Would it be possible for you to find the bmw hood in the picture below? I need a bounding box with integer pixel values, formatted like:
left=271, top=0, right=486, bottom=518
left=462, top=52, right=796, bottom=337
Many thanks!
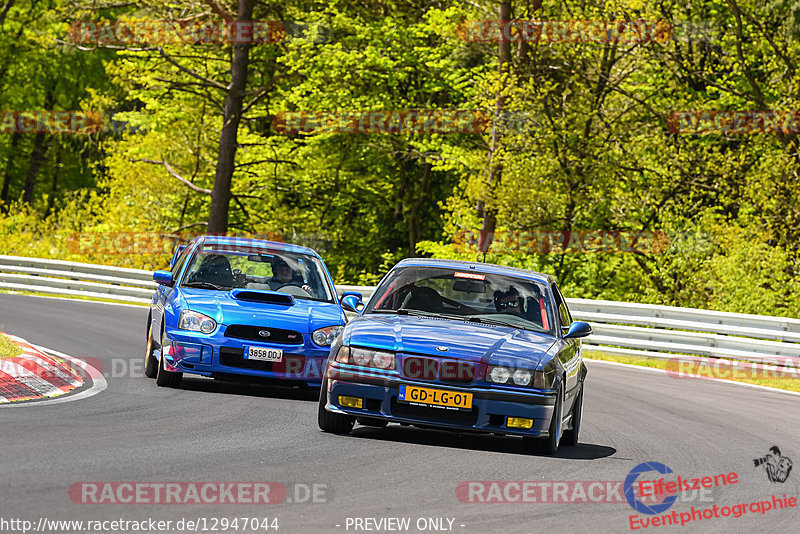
left=344, top=314, right=556, bottom=368
left=178, top=289, right=345, bottom=332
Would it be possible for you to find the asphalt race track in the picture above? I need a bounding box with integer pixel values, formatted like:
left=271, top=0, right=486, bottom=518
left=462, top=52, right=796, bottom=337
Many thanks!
left=2, top=293, right=799, bottom=533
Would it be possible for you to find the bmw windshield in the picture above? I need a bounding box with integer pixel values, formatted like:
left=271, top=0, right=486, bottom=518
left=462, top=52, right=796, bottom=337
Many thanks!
left=364, top=266, right=556, bottom=335
left=180, top=244, right=335, bottom=302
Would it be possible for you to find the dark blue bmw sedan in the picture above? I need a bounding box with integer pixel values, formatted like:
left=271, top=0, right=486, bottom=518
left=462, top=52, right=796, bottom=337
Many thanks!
left=319, top=259, right=591, bottom=454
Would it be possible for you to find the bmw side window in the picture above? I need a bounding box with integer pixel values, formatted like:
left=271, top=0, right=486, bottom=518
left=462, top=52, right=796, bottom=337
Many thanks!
left=552, top=284, right=572, bottom=331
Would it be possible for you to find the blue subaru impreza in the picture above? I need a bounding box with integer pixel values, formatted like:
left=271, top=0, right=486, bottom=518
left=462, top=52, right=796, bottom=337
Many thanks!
left=144, top=236, right=357, bottom=389
left=318, top=258, right=591, bottom=454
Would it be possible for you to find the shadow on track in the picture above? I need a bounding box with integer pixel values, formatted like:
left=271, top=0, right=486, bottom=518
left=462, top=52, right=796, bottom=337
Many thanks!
left=173, top=378, right=616, bottom=459
left=177, top=376, right=321, bottom=402
left=348, top=425, right=616, bottom=459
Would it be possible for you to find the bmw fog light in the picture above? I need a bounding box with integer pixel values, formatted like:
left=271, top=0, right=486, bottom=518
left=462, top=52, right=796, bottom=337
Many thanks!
left=507, top=417, right=534, bottom=429
left=338, top=396, right=363, bottom=408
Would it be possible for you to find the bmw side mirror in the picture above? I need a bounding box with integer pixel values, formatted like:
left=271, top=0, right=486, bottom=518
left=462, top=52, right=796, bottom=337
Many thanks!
left=153, top=270, right=174, bottom=287
left=341, top=292, right=362, bottom=313
left=563, top=321, right=592, bottom=339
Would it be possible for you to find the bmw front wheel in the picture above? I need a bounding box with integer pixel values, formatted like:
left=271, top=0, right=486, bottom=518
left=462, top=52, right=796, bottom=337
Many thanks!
left=318, top=379, right=355, bottom=434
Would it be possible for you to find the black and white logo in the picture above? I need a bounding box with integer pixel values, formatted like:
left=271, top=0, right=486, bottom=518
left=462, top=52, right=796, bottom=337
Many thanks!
left=753, top=446, right=793, bottom=483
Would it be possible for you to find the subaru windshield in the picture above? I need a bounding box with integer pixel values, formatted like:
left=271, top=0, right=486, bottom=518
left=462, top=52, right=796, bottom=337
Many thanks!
left=181, top=244, right=335, bottom=302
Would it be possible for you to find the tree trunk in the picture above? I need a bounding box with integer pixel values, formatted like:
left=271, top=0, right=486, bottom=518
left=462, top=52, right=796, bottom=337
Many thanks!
left=44, top=147, right=62, bottom=217
left=478, top=0, right=512, bottom=252
left=21, top=85, right=54, bottom=204
left=21, top=131, right=50, bottom=204
left=207, top=0, right=254, bottom=234
left=0, top=131, right=20, bottom=209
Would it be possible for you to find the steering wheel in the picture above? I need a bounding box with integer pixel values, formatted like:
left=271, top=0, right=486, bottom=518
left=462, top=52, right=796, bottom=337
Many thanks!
left=276, top=284, right=312, bottom=297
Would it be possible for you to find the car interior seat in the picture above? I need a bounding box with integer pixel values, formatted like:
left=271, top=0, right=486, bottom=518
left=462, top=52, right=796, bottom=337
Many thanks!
left=402, top=286, right=444, bottom=313
left=524, top=296, right=543, bottom=326
left=193, top=254, right=235, bottom=287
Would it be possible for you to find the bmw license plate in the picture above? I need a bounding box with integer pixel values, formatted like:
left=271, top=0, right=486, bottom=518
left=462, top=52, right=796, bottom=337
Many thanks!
left=245, top=346, right=283, bottom=362
left=398, top=385, right=472, bottom=410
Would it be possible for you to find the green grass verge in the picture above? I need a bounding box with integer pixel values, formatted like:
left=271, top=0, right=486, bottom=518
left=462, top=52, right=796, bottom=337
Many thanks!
left=0, top=333, right=22, bottom=358
left=586, top=350, right=800, bottom=394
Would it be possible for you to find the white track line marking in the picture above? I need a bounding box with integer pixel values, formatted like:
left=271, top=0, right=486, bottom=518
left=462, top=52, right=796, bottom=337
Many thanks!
left=0, top=345, right=107, bottom=407
left=585, top=358, right=800, bottom=397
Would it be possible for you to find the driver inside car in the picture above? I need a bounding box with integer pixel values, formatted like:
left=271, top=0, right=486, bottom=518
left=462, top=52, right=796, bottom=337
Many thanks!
left=269, top=256, right=312, bottom=293
left=494, top=286, right=525, bottom=316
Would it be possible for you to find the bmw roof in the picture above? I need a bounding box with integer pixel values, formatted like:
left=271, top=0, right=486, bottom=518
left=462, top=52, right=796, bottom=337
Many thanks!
left=392, top=257, right=553, bottom=284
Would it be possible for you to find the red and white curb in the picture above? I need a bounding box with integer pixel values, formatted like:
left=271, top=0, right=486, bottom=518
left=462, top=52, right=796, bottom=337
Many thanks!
left=0, top=332, right=84, bottom=403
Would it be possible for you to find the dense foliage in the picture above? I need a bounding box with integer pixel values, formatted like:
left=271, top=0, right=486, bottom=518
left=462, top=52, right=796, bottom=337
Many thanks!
left=0, top=0, right=798, bottom=317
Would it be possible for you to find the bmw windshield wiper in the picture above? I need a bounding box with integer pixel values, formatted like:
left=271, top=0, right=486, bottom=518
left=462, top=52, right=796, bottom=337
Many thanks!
left=397, top=309, right=481, bottom=322
left=471, top=316, right=517, bottom=328
left=371, top=309, right=481, bottom=323
left=182, top=281, right=230, bottom=291
left=370, top=308, right=439, bottom=316
left=472, top=315, right=545, bottom=332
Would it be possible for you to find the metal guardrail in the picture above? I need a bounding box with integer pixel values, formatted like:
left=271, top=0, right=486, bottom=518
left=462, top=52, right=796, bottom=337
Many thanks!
left=0, top=255, right=155, bottom=304
left=2, top=255, right=799, bottom=367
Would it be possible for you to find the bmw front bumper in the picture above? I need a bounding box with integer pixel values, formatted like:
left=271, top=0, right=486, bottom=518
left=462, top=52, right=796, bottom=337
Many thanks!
left=324, top=366, right=558, bottom=437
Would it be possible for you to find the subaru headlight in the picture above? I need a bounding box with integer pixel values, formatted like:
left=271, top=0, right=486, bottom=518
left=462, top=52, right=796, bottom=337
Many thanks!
left=178, top=310, right=216, bottom=334
left=312, top=326, right=343, bottom=347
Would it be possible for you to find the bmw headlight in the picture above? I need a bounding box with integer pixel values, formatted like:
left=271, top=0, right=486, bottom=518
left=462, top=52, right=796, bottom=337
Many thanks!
left=312, top=326, right=343, bottom=347
left=487, top=365, right=537, bottom=387
left=371, top=351, right=394, bottom=369
left=513, top=368, right=532, bottom=386
left=178, top=310, right=217, bottom=334
left=351, top=347, right=374, bottom=366
left=334, top=346, right=395, bottom=370
left=488, top=366, right=511, bottom=384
